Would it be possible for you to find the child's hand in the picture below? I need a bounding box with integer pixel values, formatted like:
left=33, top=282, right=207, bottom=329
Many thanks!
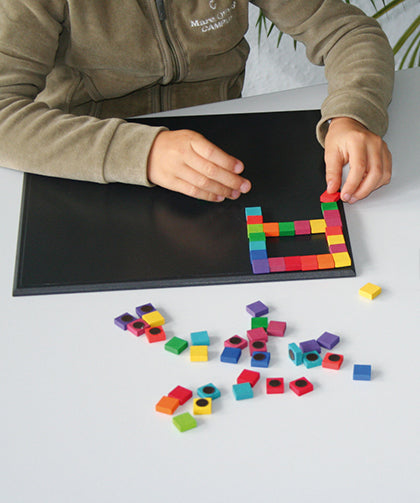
left=324, top=117, right=392, bottom=203
left=147, top=130, right=251, bottom=202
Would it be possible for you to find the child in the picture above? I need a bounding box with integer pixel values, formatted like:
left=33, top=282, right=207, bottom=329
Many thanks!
left=0, top=1, right=394, bottom=203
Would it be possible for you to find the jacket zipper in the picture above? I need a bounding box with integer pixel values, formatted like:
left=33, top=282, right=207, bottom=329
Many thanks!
left=155, top=0, right=181, bottom=82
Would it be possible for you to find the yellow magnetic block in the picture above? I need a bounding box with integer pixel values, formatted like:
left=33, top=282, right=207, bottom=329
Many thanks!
left=190, top=345, right=208, bottom=362
left=332, top=252, right=352, bottom=268
left=193, top=397, right=212, bottom=415
left=247, top=223, right=264, bottom=236
left=327, top=234, right=345, bottom=245
left=359, top=283, right=382, bottom=300
left=142, top=310, right=165, bottom=327
left=310, top=219, right=326, bottom=234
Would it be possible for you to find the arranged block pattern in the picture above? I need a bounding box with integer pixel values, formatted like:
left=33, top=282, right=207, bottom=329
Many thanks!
left=359, top=283, right=382, bottom=300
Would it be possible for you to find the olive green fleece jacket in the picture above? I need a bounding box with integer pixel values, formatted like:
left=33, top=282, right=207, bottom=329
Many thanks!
left=0, top=0, right=394, bottom=186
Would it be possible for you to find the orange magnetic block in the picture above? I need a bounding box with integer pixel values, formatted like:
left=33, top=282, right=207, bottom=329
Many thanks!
left=320, top=190, right=340, bottom=202
left=310, top=219, right=326, bottom=234
left=327, top=234, right=345, bottom=246
left=332, top=252, right=352, bottom=268
left=300, top=255, right=319, bottom=271
left=263, top=222, right=280, bottom=237
left=247, top=215, right=263, bottom=225
left=317, top=254, right=335, bottom=269
left=325, top=226, right=343, bottom=236
left=155, top=395, right=180, bottom=415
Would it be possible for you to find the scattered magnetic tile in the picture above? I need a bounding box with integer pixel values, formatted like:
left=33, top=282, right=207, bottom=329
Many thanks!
left=247, top=327, right=268, bottom=342
left=359, top=283, right=382, bottom=300
left=246, top=300, right=269, bottom=317
left=190, top=330, right=210, bottom=346
left=165, top=336, right=188, bottom=355
left=220, top=346, right=242, bottom=364
left=267, top=320, right=286, bottom=337
left=237, top=369, right=260, bottom=387
left=317, top=331, right=340, bottom=350
left=135, top=303, right=156, bottom=317
left=172, top=412, right=197, bottom=432
left=232, top=382, right=254, bottom=400
left=288, top=343, right=303, bottom=366
left=251, top=351, right=271, bottom=368
left=197, top=383, right=221, bottom=400
left=145, top=326, right=166, bottom=343
left=224, top=335, right=248, bottom=349
left=249, top=340, right=267, bottom=355
left=114, top=313, right=136, bottom=330
left=353, top=364, right=372, bottom=381
left=266, top=378, right=285, bottom=394
left=251, top=317, right=268, bottom=329
left=190, top=345, right=208, bottom=362
left=193, top=398, right=212, bottom=415
left=322, top=353, right=344, bottom=370
left=299, top=339, right=321, bottom=354
left=289, top=377, right=314, bottom=396
left=127, top=318, right=149, bottom=337
left=142, top=310, right=165, bottom=328
left=168, top=386, right=193, bottom=405
left=303, top=351, right=322, bottom=368
left=155, top=395, right=180, bottom=415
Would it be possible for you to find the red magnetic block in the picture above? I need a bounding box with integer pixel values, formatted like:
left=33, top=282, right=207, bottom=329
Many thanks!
left=266, top=378, right=284, bottom=394
left=294, top=220, right=311, bottom=235
left=267, top=320, right=286, bottom=337
left=290, top=377, right=314, bottom=396
left=322, top=353, right=344, bottom=370
left=168, top=385, right=193, bottom=405
left=247, top=215, right=263, bottom=225
left=127, top=318, right=149, bottom=336
left=224, top=335, right=248, bottom=349
left=300, top=255, right=319, bottom=271
left=320, top=190, right=340, bottom=202
left=237, top=369, right=260, bottom=387
left=323, top=209, right=342, bottom=227
left=249, top=340, right=267, bottom=355
left=325, top=226, right=343, bottom=236
left=284, top=256, right=302, bottom=271
left=145, top=326, right=166, bottom=343
left=247, top=327, right=268, bottom=342
left=268, top=257, right=286, bottom=272
left=329, top=243, right=348, bottom=253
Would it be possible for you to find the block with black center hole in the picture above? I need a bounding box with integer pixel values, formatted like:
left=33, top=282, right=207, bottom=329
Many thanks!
left=317, top=331, right=340, bottom=350
left=322, top=353, right=344, bottom=370
left=135, top=303, right=156, bottom=317
left=266, top=378, right=285, bottom=394
left=172, top=412, right=197, bottom=432
left=127, top=318, right=149, bottom=337
left=288, top=343, right=303, bottom=366
left=190, top=345, right=208, bottom=362
left=190, top=330, right=210, bottom=346
left=246, top=300, right=269, bottom=317
left=155, top=395, right=180, bottom=415
left=164, top=336, right=188, bottom=355
left=289, top=377, right=314, bottom=396
left=145, top=326, right=166, bottom=343
left=224, top=335, right=248, bottom=350
left=249, top=340, right=267, bottom=355
left=193, top=397, right=212, bottom=415
left=142, top=310, right=165, bottom=328
left=251, top=317, right=268, bottom=330
left=267, top=320, right=286, bottom=337
left=299, top=339, right=321, bottom=354
left=168, top=386, right=193, bottom=405
left=353, top=364, right=372, bottom=381
left=232, top=382, right=254, bottom=400
left=251, top=351, right=270, bottom=368
left=220, top=346, right=242, bottom=364
left=237, top=369, right=260, bottom=387
left=197, top=383, right=221, bottom=400
left=114, top=313, right=137, bottom=330
left=247, top=327, right=268, bottom=342
left=303, top=351, right=322, bottom=368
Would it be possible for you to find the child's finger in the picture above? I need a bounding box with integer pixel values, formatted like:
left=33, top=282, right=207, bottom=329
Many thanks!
left=324, top=147, right=345, bottom=193
left=340, top=144, right=368, bottom=202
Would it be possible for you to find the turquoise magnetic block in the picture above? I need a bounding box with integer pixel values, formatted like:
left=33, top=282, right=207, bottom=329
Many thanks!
left=249, top=240, right=267, bottom=251
left=303, top=351, right=322, bottom=368
left=197, top=383, right=221, bottom=400
left=232, top=382, right=254, bottom=400
left=288, top=343, right=303, bottom=365
left=191, top=330, right=210, bottom=346
left=245, top=207, right=262, bottom=217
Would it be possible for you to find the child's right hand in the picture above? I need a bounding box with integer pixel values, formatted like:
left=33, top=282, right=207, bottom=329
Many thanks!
left=147, top=130, right=251, bottom=202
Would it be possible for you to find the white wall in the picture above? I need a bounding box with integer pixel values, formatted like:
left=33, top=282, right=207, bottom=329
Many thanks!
left=243, top=0, right=420, bottom=96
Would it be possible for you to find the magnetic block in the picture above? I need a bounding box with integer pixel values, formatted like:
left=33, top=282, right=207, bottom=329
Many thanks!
left=193, top=397, right=212, bottom=415
left=145, top=326, right=166, bottom=343
left=172, top=412, right=197, bottom=432
left=190, top=330, right=210, bottom=346
left=197, top=383, right=221, bottom=400
left=323, top=209, right=342, bottom=227
left=299, top=339, right=321, bottom=354
left=268, top=257, right=286, bottom=272
left=245, top=206, right=262, bottom=217
left=237, top=369, right=260, bottom=387
left=142, top=310, right=165, bottom=328
left=294, top=220, right=311, bottom=235
left=325, top=225, right=343, bottom=236
left=284, top=256, right=302, bottom=271
left=332, top=252, right=351, bottom=268
left=168, top=385, right=193, bottom=405
left=303, top=351, right=322, bottom=368
left=263, top=222, right=280, bottom=237
left=317, top=331, right=340, bottom=350
left=320, top=190, right=340, bottom=202
left=289, top=377, right=314, bottom=396
left=322, top=353, right=344, bottom=370
left=232, top=382, right=254, bottom=400
left=247, top=327, right=268, bottom=342
left=266, top=378, right=284, bottom=394
left=135, top=303, right=156, bottom=317
left=252, top=259, right=270, bottom=274
left=251, top=351, right=271, bottom=368
left=247, top=215, right=263, bottom=225
left=359, top=283, right=382, bottom=300
left=246, top=301, right=269, bottom=317
left=247, top=223, right=264, bottom=236
left=248, top=232, right=266, bottom=242
left=249, top=240, right=267, bottom=252
left=353, top=364, right=372, bottom=381
left=250, top=249, right=268, bottom=261
left=249, top=340, right=267, bottom=355
left=316, top=254, right=335, bottom=269
left=190, top=345, right=208, bottom=362
left=310, top=219, right=326, bottom=234
left=251, top=317, right=268, bottom=329
left=279, top=222, right=295, bottom=236
left=288, top=343, right=303, bottom=366
left=155, top=395, right=180, bottom=415
left=220, top=346, right=242, bottom=364
left=321, top=202, right=339, bottom=212
left=300, top=255, right=319, bottom=271
left=165, top=336, right=188, bottom=355
left=224, top=335, right=248, bottom=349
left=267, top=320, right=286, bottom=337
left=127, top=318, right=149, bottom=336
left=327, top=234, right=345, bottom=246
left=329, top=243, right=348, bottom=253
left=114, top=313, right=136, bottom=330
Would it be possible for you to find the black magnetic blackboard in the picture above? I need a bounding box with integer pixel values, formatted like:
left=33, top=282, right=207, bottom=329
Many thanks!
left=13, top=110, right=355, bottom=296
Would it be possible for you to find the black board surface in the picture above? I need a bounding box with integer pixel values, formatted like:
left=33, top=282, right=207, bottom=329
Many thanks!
left=13, top=110, right=355, bottom=296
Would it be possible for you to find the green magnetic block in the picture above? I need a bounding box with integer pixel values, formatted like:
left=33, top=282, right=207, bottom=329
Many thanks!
left=278, top=222, right=295, bottom=236
left=251, top=317, right=268, bottom=329
left=165, top=336, right=188, bottom=355
left=172, top=412, right=197, bottom=432
left=321, top=202, right=338, bottom=212
left=248, top=232, right=266, bottom=242
left=247, top=224, right=264, bottom=236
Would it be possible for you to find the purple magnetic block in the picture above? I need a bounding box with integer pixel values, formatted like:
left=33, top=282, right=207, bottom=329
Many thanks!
left=323, top=210, right=342, bottom=227
left=294, top=220, right=311, bottom=235
left=267, top=320, right=287, bottom=337
left=299, top=339, right=321, bottom=354
left=252, top=259, right=270, bottom=274
left=329, top=243, right=348, bottom=253
left=246, top=301, right=269, bottom=317
left=135, top=303, right=156, bottom=317
left=247, top=327, right=268, bottom=342
left=250, top=249, right=268, bottom=261
left=114, top=312, right=136, bottom=330
left=268, top=257, right=286, bottom=272
left=317, top=331, right=340, bottom=350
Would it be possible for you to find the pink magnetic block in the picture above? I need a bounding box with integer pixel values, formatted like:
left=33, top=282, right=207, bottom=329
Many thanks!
left=127, top=318, right=149, bottom=336
left=249, top=340, right=267, bottom=355
left=168, top=385, right=193, bottom=405
left=329, top=243, right=348, bottom=253
left=284, top=256, right=302, bottom=271
left=247, top=327, right=268, bottom=342
left=267, top=320, right=286, bottom=337
left=268, top=257, right=286, bottom=272
left=224, top=335, right=248, bottom=349
left=237, top=369, right=260, bottom=387
left=294, top=220, right=311, bottom=235
left=323, top=210, right=342, bottom=227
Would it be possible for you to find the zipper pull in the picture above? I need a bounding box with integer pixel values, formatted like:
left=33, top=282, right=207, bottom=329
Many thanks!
left=155, top=0, right=166, bottom=22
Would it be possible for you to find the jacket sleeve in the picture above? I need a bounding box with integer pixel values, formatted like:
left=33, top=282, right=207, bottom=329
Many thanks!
left=253, top=0, right=395, bottom=145
left=0, top=0, right=163, bottom=185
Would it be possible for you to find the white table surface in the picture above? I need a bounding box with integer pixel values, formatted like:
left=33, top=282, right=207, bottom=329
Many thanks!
left=0, top=69, right=419, bottom=503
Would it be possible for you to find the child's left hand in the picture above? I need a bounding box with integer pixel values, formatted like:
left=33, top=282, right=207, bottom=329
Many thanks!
left=324, top=117, right=392, bottom=203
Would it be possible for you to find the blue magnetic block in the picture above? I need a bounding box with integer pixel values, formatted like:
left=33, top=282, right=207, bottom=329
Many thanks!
left=252, top=259, right=270, bottom=274
left=220, top=346, right=242, bottom=364
left=197, top=383, right=221, bottom=400
left=251, top=351, right=270, bottom=368
left=299, top=339, right=321, bottom=354
left=114, top=312, right=136, bottom=330
left=190, top=330, right=210, bottom=346
left=232, top=382, right=254, bottom=400
left=303, top=351, right=322, bottom=368
left=353, top=364, right=372, bottom=381
left=245, top=207, right=262, bottom=217
left=249, top=240, right=267, bottom=251
left=317, top=331, right=340, bottom=350
left=250, top=249, right=268, bottom=261
left=135, top=303, right=156, bottom=317
left=288, top=343, right=303, bottom=365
